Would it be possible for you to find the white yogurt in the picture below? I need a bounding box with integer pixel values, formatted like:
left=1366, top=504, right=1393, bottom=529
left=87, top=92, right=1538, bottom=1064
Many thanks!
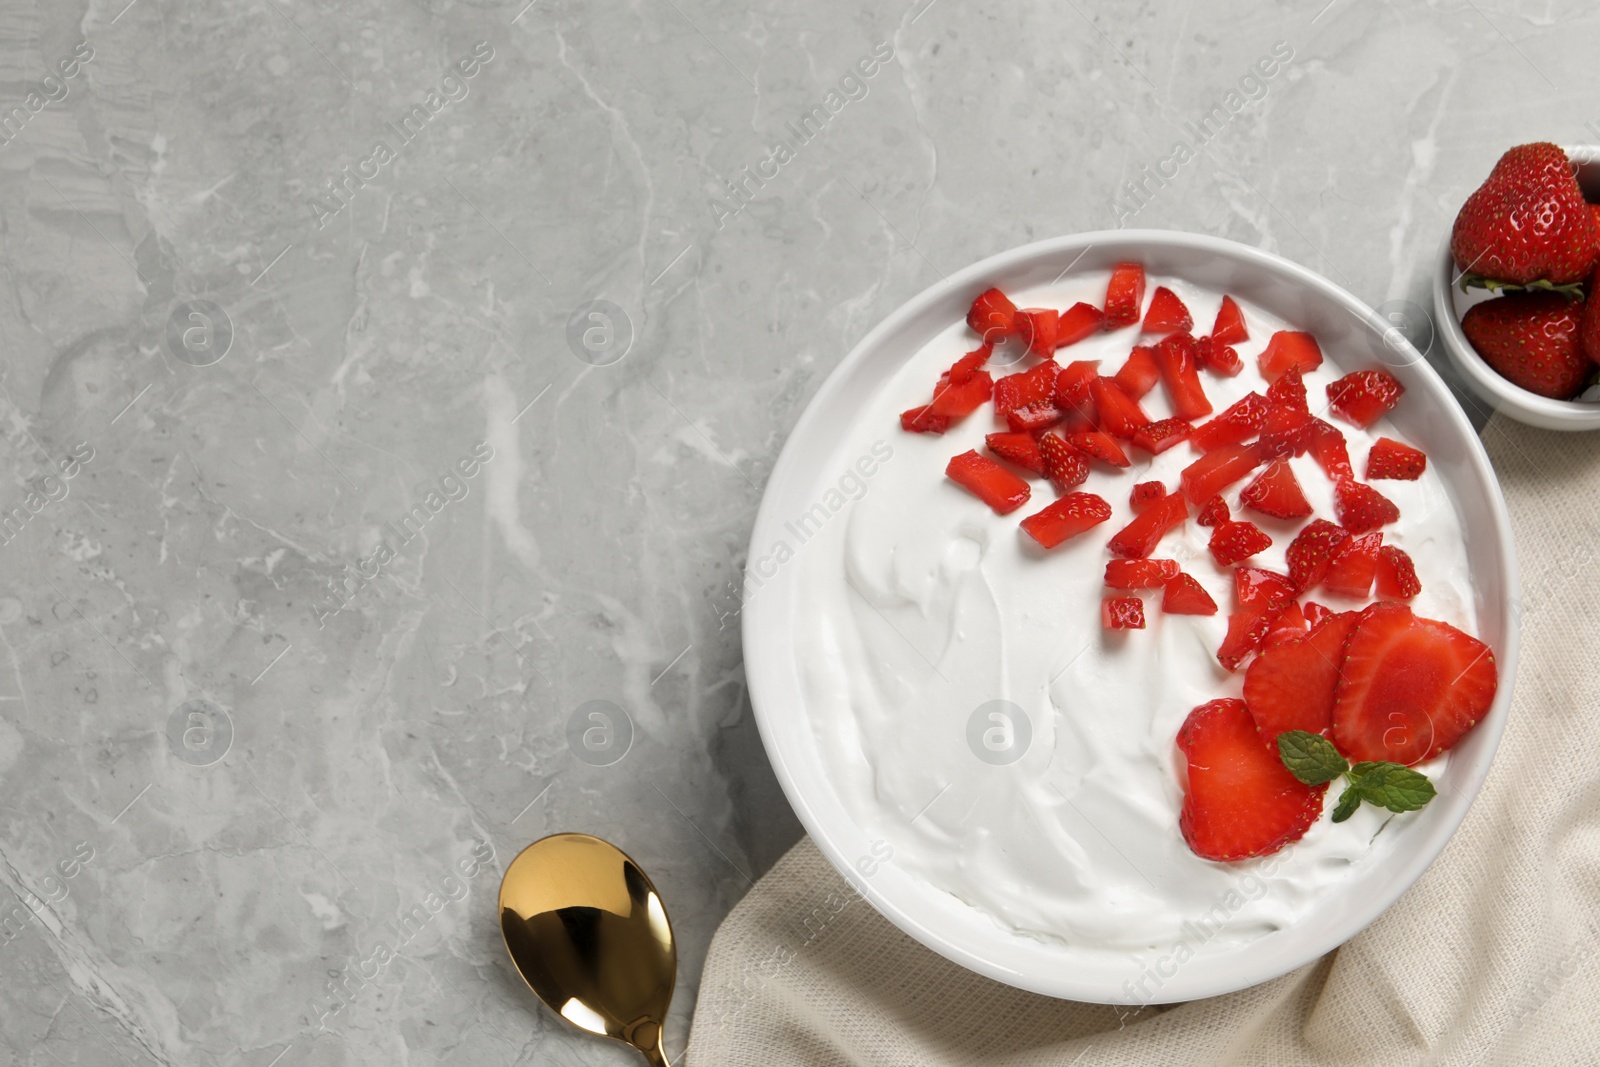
left=791, top=273, right=1478, bottom=957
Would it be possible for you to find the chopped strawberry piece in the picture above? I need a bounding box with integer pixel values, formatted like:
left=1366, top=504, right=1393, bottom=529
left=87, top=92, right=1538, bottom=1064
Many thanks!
left=1103, top=263, right=1146, bottom=329
left=1131, top=417, right=1194, bottom=455
left=1040, top=433, right=1089, bottom=493
left=1334, top=478, right=1399, bottom=535
left=1286, top=519, right=1350, bottom=594
left=1055, top=302, right=1105, bottom=348
left=1302, top=601, right=1333, bottom=627
left=1264, top=601, right=1309, bottom=647
left=1308, top=418, right=1354, bottom=481
left=1142, top=286, right=1193, bottom=334
left=1177, top=698, right=1328, bottom=861
left=1019, top=491, right=1113, bottom=548
left=901, top=405, right=949, bottom=434
left=985, top=432, right=1045, bottom=475
left=1234, top=567, right=1296, bottom=611
left=1161, top=573, right=1218, bottom=615
left=1053, top=359, right=1100, bottom=412
left=1327, top=369, right=1404, bottom=429
left=1332, top=603, right=1497, bottom=764
left=1238, top=459, right=1313, bottom=520
left=1006, top=401, right=1067, bottom=434
left=1323, top=532, right=1382, bottom=598
left=1259, top=368, right=1314, bottom=457
left=967, top=287, right=1017, bottom=344
left=1129, top=481, right=1168, bottom=513
left=1107, top=492, right=1188, bottom=559
left=1209, top=519, right=1272, bottom=567
left=1090, top=377, right=1152, bottom=438
left=1196, top=495, right=1229, bottom=527
left=1189, top=392, right=1268, bottom=453
left=1366, top=437, right=1427, bottom=481
left=1195, top=335, right=1243, bottom=376
left=1180, top=442, right=1265, bottom=505
left=1065, top=431, right=1130, bottom=468
left=1113, top=345, right=1162, bottom=399
left=1257, top=331, right=1324, bottom=380
left=1101, top=596, right=1147, bottom=630
left=948, top=344, right=992, bottom=384
left=929, top=368, right=993, bottom=419
left=946, top=450, right=1031, bottom=514
left=1217, top=609, right=1277, bottom=672
left=1375, top=545, right=1421, bottom=600
left=1243, top=610, right=1361, bottom=748
left=1154, top=332, right=1214, bottom=420
left=1105, top=558, right=1181, bottom=589
left=1210, top=295, right=1249, bottom=345
left=993, top=361, right=1056, bottom=415
left=1016, top=308, right=1059, bottom=358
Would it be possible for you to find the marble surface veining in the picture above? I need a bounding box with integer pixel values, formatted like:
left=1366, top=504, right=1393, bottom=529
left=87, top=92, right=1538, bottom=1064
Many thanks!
left=0, top=0, right=1595, bottom=1063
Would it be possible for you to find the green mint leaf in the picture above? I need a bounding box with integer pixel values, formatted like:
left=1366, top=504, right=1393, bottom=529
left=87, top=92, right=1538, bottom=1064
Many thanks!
left=1349, top=761, right=1437, bottom=813
left=1331, top=784, right=1362, bottom=823
left=1277, top=731, right=1349, bottom=786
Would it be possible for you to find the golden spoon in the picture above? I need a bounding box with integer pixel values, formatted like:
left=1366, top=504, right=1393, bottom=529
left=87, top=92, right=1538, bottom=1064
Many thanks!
left=499, top=833, right=678, bottom=1066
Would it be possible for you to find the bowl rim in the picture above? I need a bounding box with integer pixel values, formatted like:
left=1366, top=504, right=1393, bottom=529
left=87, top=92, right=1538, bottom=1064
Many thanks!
left=744, top=228, right=1521, bottom=1003
left=1429, top=143, right=1600, bottom=431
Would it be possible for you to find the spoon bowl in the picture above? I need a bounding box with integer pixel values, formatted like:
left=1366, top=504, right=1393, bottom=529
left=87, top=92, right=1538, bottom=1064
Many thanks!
left=499, top=833, right=677, bottom=1066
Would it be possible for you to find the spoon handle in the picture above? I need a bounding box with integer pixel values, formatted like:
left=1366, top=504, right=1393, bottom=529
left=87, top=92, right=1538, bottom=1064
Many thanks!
left=641, top=1046, right=673, bottom=1067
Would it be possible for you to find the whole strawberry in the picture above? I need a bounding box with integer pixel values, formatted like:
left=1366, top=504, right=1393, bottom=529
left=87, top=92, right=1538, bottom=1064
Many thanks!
left=1461, top=292, right=1590, bottom=399
left=1451, top=143, right=1599, bottom=286
left=1584, top=265, right=1600, bottom=366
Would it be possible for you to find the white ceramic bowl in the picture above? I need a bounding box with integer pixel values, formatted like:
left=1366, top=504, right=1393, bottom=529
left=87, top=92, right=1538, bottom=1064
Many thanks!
left=1432, top=144, right=1600, bottom=431
left=744, top=230, right=1519, bottom=1004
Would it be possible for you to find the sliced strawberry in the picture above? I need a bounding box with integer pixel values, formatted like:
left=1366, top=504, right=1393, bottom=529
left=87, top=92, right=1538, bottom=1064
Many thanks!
left=1040, top=433, right=1089, bottom=493
left=1210, top=295, right=1249, bottom=345
left=1334, top=478, right=1399, bottom=534
left=1188, top=392, right=1268, bottom=452
left=1102, top=596, right=1146, bottom=630
left=1053, top=359, right=1100, bottom=412
left=1195, top=335, right=1243, bottom=376
left=1323, top=532, right=1382, bottom=598
left=1129, top=481, right=1168, bottom=513
left=1103, top=263, right=1146, bottom=329
left=1238, top=459, right=1313, bottom=520
left=1308, top=418, right=1354, bottom=482
left=1154, top=332, right=1214, bottom=420
left=1162, top=573, right=1218, bottom=615
left=967, top=287, right=1017, bottom=344
left=929, top=369, right=993, bottom=419
left=1113, top=345, right=1162, bottom=399
left=1177, top=698, right=1328, bottom=861
left=1107, top=492, right=1188, bottom=559
left=1243, top=610, right=1361, bottom=747
left=1375, top=545, right=1421, bottom=600
left=1286, top=519, right=1349, bottom=595
left=1065, top=431, right=1130, bottom=468
left=1142, top=286, right=1193, bottom=334
left=1258, top=368, right=1314, bottom=457
left=1105, top=558, right=1181, bottom=589
left=1326, top=370, right=1404, bottom=429
left=1302, top=601, right=1333, bottom=627
left=1234, top=567, right=1296, bottom=611
left=1130, top=417, right=1194, bottom=455
left=1209, top=519, right=1272, bottom=567
left=1055, top=302, right=1104, bottom=348
left=946, top=450, right=1031, bottom=514
left=901, top=405, right=949, bottom=434
left=1180, top=442, right=1265, bottom=505
left=1019, top=491, right=1112, bottom=548
left=1016, top=308, right=1059, bottom=358
left=1217, top=609, right=1275, bottom=672
left=1332, top=603, right=1498, bottom=765
left=985, top=432, right=1045, bottom=475
left=1196, top=495, right=1229, bottom=528
left=1257, top=331, right=1323, bottom=380
left=1090, top=377, right=1152, bottom=438
left=1366, top=437, right=1427, bottom=481
left=1264, top=601, right=1309, bottom=647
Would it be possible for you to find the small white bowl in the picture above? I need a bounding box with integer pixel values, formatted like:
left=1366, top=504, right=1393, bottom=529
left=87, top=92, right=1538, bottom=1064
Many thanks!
left=1433, top=144, right=1600, bottom=431
left=746, top=230, right=1519, bottom=1004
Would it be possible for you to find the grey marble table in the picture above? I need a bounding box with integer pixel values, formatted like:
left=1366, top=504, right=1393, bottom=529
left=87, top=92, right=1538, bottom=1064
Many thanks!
left=0, top=0, right=1592, bottom=1063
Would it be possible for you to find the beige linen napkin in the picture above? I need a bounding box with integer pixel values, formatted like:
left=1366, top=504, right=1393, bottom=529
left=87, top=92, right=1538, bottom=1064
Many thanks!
left=686, top=413, right=1600, bottom=1066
